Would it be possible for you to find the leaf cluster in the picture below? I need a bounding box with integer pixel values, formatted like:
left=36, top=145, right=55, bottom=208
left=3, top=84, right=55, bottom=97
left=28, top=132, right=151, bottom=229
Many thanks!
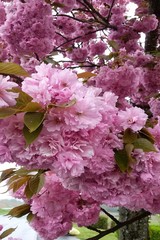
left=0, top=228, right=17, bottom=239
left=0, top=167, right=46, bottom=231
left=0, top=168, right=45, bottom=200
left=115, top=128, right=156, bottom=172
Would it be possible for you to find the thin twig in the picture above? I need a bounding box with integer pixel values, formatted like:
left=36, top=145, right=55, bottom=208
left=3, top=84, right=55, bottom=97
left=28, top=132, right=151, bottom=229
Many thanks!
left=54, top=27, right=106, bottom=51
left=106, top=0, right=116, bottom=22
left=100, top=207, right=120, bottom=224
left=87, top=226, right=102, bottom=233
left=77, top=0, right=101, bottom=23
left=82, top=0, right=111, bottom=26
left=54, top=13, right=92, bottom=23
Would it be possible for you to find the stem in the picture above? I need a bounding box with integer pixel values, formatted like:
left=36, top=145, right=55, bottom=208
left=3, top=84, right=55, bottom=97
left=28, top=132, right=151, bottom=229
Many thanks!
left=100, top=207, right=120, bottom=225
left=82, top=0, right=111, bottom=26
left=54, top=27, right=106, bottom=51
left=87, top=226, right=102, bottom=233
left=106, top=0, right=116, bottom=22
left=86, top=211, right=151, bottom=240
left=55, top=14, right=91, bottom=23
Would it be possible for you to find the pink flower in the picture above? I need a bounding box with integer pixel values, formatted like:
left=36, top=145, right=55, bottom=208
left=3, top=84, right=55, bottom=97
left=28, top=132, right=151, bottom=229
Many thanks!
left=133, top=15, right=158, bottom=33
left=54, top=151, right=85, bottom=177
left=0, top=75, right=18, bottom=107
left=118, top=107, right=147, bottom=131
left=69, top=48, right=88, bottom=62
left=1, top=0, right=55, bottom=59
left=22, top=63, right=81, bottom=107
left=90, top=41, right=106, bottom=56
left=0, top=1, right=6, bottom=25
left=31, top=173, right=100, bottom=240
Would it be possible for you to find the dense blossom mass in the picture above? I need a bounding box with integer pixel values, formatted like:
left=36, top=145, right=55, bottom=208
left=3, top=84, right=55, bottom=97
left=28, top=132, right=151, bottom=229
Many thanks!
left=0, top=0, right=159, bottom=239
left=0, top=0, right=55, bottom=59
left=31, top=174, right=100, bottom=240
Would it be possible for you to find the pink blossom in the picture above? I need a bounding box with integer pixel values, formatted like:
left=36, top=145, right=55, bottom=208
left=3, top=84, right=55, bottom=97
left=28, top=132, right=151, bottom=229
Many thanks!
left=1, top=0, right=55, bottom=59
left=89, top=41, right=107, bottom=56
left=22, top=63, right=81, bottom=107
left=0, top=1, right=6, bottom=25
left=118, top=107, right=147, bottom=131
left=91, top=64, right=143, bottom=99
left=133, top=15, right=158, bottom=33
left=69, top=48, right=88, bottom=62
left=31, top=173, right=100, bottom=240
left=149, top=98, right=160, bottom=118
left=0, top=75, right=18, bottom=107
left=54, top=151, right=85, bottom=177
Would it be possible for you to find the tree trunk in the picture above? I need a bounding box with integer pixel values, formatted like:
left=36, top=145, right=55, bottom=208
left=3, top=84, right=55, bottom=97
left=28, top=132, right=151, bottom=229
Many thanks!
left=118, top=208, right=150, bottom=240
left=145, top=0, right=160, bottom=52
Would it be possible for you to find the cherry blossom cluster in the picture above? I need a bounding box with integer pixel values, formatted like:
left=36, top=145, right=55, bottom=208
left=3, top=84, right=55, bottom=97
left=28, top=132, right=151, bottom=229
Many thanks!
left=1, top=60, right=160, bottom=240
left=0, top=0, right=159, bottom=239
left=0, top=75, right=18, bottom=107
left=30, top=173, right=100, bottom=240
left=0, top=0, right=158, bottom=68
left=2, top=62, right=160, bottom=219
left=0, top=0, right=55, bottom=59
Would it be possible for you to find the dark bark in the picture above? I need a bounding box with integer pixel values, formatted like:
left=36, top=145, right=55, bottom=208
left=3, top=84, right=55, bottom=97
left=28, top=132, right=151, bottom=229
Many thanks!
left=145, top=0, right=160, bottom=52
left=118, top=208, right=150, bottom=240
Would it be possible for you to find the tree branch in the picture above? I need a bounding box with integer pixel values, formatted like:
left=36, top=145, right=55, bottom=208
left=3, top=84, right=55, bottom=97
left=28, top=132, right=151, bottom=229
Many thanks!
left=87, top=226, right=102, bottom=233
left=100, top=207, right=120, bottom=225
left=53, top=27, right=106, bottom=51
left=86, top=210, right=151, bottom=240
left=106, top=0, right=116, bottom=22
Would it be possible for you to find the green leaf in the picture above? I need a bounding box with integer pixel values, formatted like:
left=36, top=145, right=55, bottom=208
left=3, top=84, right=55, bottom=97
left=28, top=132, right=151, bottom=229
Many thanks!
left=23, top=124, right=43, bottom=146
left=12, top=176, right=30, bottom=193
left=24, top=180, right=34, bottom=199
left=144, top=61, right=156, bottom=69
left=7, top=175, right=20, bottom=185
left=101, top=52, right=118, bottom=61
left=0, top=228, right=16, bottom=239
left=25, top=174, right=45, bottom=199
left=77, top=72, right=96, bottom=79
left=14, top=89, right=33, bottom=109
left=125, top=143, right=134, bottom=156
left=150, top=51, right=160, bottom=57
left=125, top=143, right=136, bottom=165
left=0, top=168, right=15, bottom=182
left=0, top=62, right=30, bottom=77
left=24, top=112, right=45, bottom=132
left=21, top=102, right=42, bottom=112
left=0, top=107, right=17, bottom=119
left=15, top=168, right=37, bottom=176
left=36, top=174, right=45, bottom=193
left=49, top=98, right=76, bottom=109
left=133, top=138, right=157, bottom=152
left=7, top=204, right=30, bottom=218
left=114, top=149, right=130, bottom=172
left=123, top=128, right=137, bottom=144
left=27, top=212, right=34, bottom=222
left=139, top=128, right=155, bottom=144
left=108, top=40, right=119, bottom=51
